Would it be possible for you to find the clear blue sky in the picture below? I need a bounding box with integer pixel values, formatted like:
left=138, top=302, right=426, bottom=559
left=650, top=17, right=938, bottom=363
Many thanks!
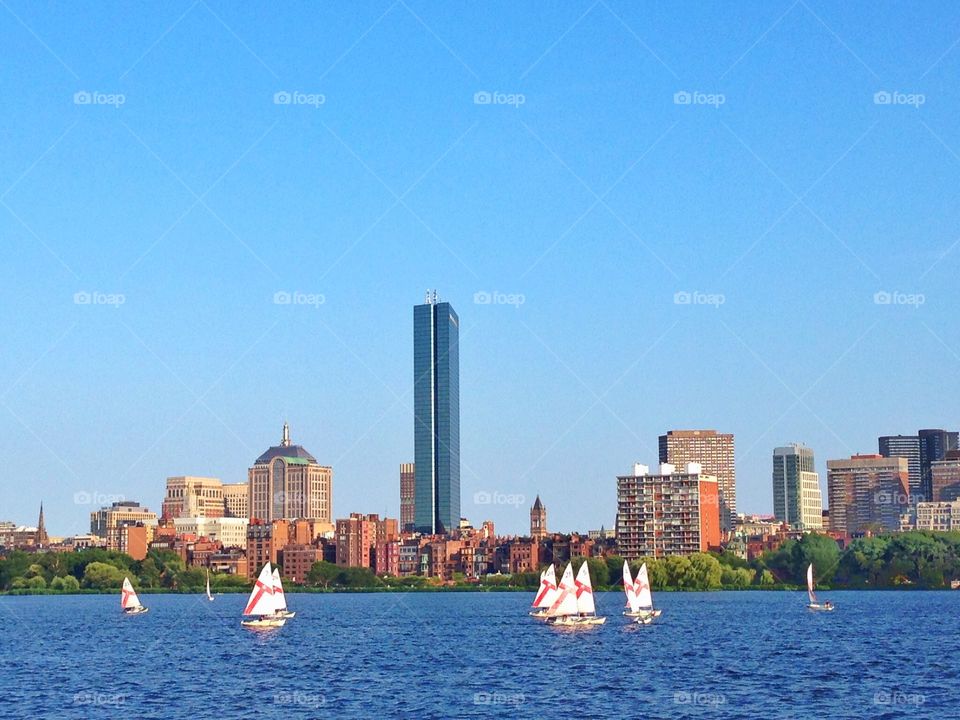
left=2, top=1, right=959, bottom=536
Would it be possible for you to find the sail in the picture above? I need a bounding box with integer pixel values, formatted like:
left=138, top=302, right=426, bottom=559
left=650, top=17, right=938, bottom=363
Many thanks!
left=547, top=563, right=579, bottom=617
left=121, top=577, right=142, bottom=609
left=623, top=561, right=640, bottom=613
left=635, top=563, right=653, bottom=609
left=533, top=564, right=557, bottom=608
left=206, top=570, right=213, bottom=600
left=574, top=562, right=596, bottom=615
left=243, top=562, right=277, bottom=616
left=807, top=563, right=817, bottom=603
left=272, top=568, right=287, bottom=611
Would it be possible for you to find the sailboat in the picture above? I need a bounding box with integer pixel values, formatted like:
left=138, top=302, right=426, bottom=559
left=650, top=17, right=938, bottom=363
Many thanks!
left=241, top=562, right=286, bottom=629
left=806, top=563, right=834, bottom=612
left=205, top=569, right=214, bottom=602
left=623, top=562, right=661, bottom=623
left=547, top=562, right=606, bottom=626
left=121, top=577, right=148, bottom=615
left=272, top=568, right=295, bottom=619
left=529, top=564, right=557, bottom=620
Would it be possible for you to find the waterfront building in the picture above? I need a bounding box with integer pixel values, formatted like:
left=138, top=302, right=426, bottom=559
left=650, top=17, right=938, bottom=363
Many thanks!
left=161, top=476, right=224, bottom=519
left=414, top=291, right=460, bottom=535
left=245, top=520, right=283, bottom=579
left=659, top=430, right=736, bottom=530
left=90, top=501, right=158, bottom=551
left=919, top=429, right=959, bottom=502
left=222, top=482, right=249, bottom=518
left=931, top=451, right=960, bottom=502
left=173, top=516, right=250, bottom=549
left=400, top=462, right=415, bottom=532
left=826, top=455, right=909, bottom=533
left=507, top=539, right=541, bottom=574
left=335, top=513, right=399, bottom=568
left=280, top=544, right=325, bottom=583
left=118, top=524, right=149, bottom=560
left=530, top=495, right=547, bottom=540
left=772, top=444, right=823, bottom=530
left=616, top=462, right=721, bottom=559
left=878, top=435, right=921, bottom=498
left=248, top=423, right=332, bottom=523
left=916, top=501, right=960, bottom=531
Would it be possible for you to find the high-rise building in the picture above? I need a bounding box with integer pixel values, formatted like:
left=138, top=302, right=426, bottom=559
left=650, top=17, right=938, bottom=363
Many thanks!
left=659, top=430, right=736, bottom=530
left=335, top=513, right=398, bottom=568
left=161, top=476, right=224, bottom=519
left=878, top=435, right=921, bottom=498
left=772, top=444, right=823, bottom=530
left=826, top=455, right=909, bottom=533
left=400, top=463, right=415, bottom=532
left=530, top=495, right=547, bottom=540
left=222, top=482, right=249, bottom=518
left=414, top=291, right=460, bottom=535
left=248, top=423, right=332, bottom=523
left=90, top=501, right=158, bottom=551
left=616, top=462, right=721, bottom=559
left=919, top=429, right=959, bottom=501
left=931, top=451, right=960, bottom=502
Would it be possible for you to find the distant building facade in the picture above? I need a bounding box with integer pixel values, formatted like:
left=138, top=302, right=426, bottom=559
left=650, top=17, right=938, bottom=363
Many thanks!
left=919, top=429, right=958, bottom=502
left=931, top=451, right=960, bottom=502
left=878, top=435, right=921, bottom=499
left=90, top=501, right=158, bottom=551
left=616, top=462, right=721, bottom=559
left=161, top=476, right=225, bottom=519
left=659, top=430, right=736, bottom=530
left=222, top=482, right=249, bottom=518
left=400, top=462, right=415, bottom=532
left=530, top=495, right=547, bottom=540
left=916, top=501, right=960, bottom=531
left=335, top=513, right=398, bottom=569
left=173, top=517, right=249, bottom=549
left=248, top=423, right=332, bottom=523
left=826, top=455, right=909, bottom=533
left=772, top=444, right=823, bottom=530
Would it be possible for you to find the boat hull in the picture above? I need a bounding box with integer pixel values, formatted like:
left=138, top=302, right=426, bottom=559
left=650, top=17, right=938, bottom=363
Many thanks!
left=529, top=609, right=551, bottom=620
left=624, top=609, right=661, bottom=619
left=275, top=611, right=296, bottom=619
left=807, top=603, right=835, bottom=612
left=122, top=606, right=149, bottom=615
left=241, top=617, right=287, bottom=629
left=548, top=615, right=606, bottom=626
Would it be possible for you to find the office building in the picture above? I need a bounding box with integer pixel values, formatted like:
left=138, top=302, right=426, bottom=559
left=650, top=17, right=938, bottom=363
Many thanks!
left=248, top=423, right=332, bottom=523
left=659, top=430, right=736, bottom=530
left=161, top=476, right=224, bottom=519
left=222, top=482, right=249, bottom=518
left=400, top=463, right=415, bottom=532
left=919, top=429, right=959, bottom=501
left=931, top=451, right=960, bottom=502
left=772, top=444, right=823, bottom=530
left=826, top=455, right=909, bottom=533
left=90, top=501, right=158, bottom=551
left=878, top=435, right=921, bottom=498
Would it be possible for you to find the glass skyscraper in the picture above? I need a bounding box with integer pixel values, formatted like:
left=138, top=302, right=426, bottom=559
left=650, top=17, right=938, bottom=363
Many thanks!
left=918, top=429, right=959, bottom=502
left=413, top=292, right=460, bottom=534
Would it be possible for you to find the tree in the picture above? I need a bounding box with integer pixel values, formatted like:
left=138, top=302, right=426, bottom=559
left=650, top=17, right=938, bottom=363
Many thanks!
left=51, top=575, right=80, bottom=592
left=662, top=556, right=692, bottom=588
left=26, top=576, right=46, bottom=590
left=687, top=554, right=722, bottom=590
left=82, top=562, right=126, bottom=590
left=307, top=561, right=340, bottom=589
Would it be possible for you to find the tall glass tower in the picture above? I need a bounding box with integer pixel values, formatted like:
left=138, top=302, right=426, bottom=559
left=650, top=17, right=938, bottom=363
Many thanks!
left=414, top=291, right=460, bottom=534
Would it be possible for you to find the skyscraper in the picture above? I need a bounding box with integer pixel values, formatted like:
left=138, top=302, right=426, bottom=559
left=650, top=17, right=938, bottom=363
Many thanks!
left=399, top=463, right=415, bottom=532
left=918, top=429, right=959, bottom=502
left=826, top=454, right=908, bottom=533
left=414, top=291, right=460, bottom=535
left=878, top=435, right=921, bottom=499
left=659, top=430, right=736, bottom=530
left=772, top=444, right=823, bottom=529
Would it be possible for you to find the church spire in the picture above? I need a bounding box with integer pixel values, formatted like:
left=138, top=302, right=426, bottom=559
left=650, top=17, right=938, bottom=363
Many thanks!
left=281, top=421, right=291, bottom=447
left=37, top=502, right=48, bottom=546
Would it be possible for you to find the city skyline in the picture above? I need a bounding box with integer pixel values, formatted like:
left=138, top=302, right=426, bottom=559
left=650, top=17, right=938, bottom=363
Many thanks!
left=3, top=4, right=960, bottom=536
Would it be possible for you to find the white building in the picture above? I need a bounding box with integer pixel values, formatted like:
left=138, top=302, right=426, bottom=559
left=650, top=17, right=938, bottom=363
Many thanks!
left=916, top=501, right=960, bottom=531
left=173, top=517, right=249, bottom=549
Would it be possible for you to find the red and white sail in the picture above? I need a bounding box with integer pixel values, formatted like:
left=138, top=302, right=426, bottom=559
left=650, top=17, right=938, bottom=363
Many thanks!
left=272, top=568, right=287, bottom=612
left=623, top=561, right=639, bottom=613
left=574, top=562, right=596, bottom=615
left=244, top=562, right=278, bottom=616
left=532, top=564, right=557, bottom=608
left=121, top=577, right=142, bottom=610
left=806, top=563, right=817, bottom=603
left=635, top=562, right=653, bottom=609
left=547, top=563, right=578, bottom=617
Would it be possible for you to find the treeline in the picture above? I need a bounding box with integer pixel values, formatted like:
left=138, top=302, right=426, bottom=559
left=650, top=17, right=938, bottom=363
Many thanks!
left=0, top=548, right=249, bottom=593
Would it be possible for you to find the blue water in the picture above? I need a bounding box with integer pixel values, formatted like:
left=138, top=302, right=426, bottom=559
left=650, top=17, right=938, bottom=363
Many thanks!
left=1, top=590, right=956, bottom=718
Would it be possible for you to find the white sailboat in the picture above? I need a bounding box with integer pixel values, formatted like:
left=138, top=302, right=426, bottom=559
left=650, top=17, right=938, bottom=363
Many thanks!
left=205, top=569, right=214, bottom=601
left=121, top=577, right=148, bottom=615
left=547, top=562, right=606, bottom=626
left=624, top=562, right=661, bottom=623
left=241, top=562, right=286, bottom=629
left=806, top=563, right=834, bottom=612
left=529, top=564, right=557, bottom=619
left=272, top=568, right=295, bottom=619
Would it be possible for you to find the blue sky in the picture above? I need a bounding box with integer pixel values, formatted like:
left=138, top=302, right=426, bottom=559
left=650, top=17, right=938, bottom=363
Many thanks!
left=2, top=1, right=959, bottom=536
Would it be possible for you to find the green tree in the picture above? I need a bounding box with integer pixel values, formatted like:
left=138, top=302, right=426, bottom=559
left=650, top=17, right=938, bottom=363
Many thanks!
left=662, top=556, right=692, bottom=588
left=26, top=576, right=46, bottom=590
left=307, top=561, right=340, bottom=589
left=687, top=554, right=723, bottom=589
left=82, top=562, right=126, bottom=590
